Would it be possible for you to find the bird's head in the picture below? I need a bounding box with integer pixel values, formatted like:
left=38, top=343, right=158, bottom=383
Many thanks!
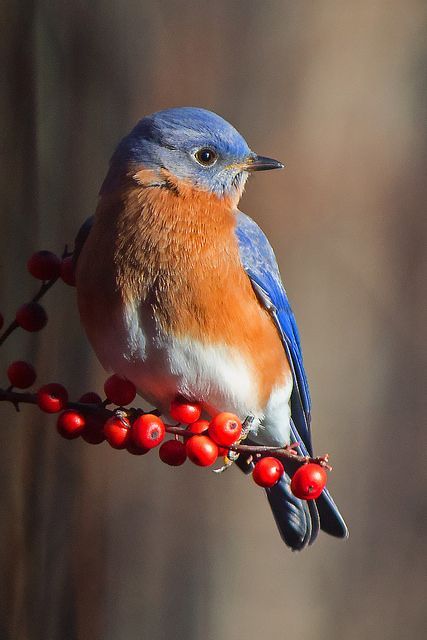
left=102, top=107, right=283, bottom=204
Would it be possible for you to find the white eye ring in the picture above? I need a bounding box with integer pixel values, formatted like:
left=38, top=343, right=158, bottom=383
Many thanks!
left=194, top=147, right=218, bottom=167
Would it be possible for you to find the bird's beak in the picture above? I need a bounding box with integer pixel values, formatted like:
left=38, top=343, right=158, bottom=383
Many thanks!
left=243, top=154, right=284, bottom=172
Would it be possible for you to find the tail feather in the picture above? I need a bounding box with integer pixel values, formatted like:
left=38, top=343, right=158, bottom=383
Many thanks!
left=236, top=449, right=319, bottom=550
left=238, top=422, right=348, bottom=548
left=289, top=420, right=349, bottom=540
left=316, top=487, right=348, bottom=538
left=307, top=494, right=321, bottom=545
left=266, top=472, right=320, bottom=550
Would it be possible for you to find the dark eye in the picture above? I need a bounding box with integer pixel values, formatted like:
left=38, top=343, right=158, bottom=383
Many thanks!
left=194, top=147, right=218, bottom=166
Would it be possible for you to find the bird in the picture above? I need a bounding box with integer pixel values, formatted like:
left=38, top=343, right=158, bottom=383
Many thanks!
left=75, top=106, right=348, bottom=550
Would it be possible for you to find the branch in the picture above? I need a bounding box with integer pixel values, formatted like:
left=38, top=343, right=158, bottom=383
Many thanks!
left=0, top=387, right=331, bottom=468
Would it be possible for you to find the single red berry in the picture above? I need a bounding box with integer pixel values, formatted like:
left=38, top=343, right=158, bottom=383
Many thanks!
left=27, top=250, right=61, bottom=280
left=208, top=412, right=242, bottom=446
left=159, top=439, right=187, bottom=466
left=186, top=435, right=218, bottom=467
left=57, top=410, right=85, bottom=439
left=187, top=419, right=210, bottom=435
left=82, top=413, right=106, bottom=444
left=252, top=457, right=284, bottom=488
left=16, top=302, right=47, bottom=332
left=79, top=391, right=102, bottom=404
left=131, top=414, right=165, bottom=449
left=7, top=361, right=36, bottom=388
left=170, top=397, right=202, bottom=424
left=60, top=256, right=76, bottom=286
left=290, top=463, right=327, bottom=500
left=104, top=374, right=136, bottom=406
left=37, top=383, right=68, bottom=413
left=104, top=415, right=131, bottom=449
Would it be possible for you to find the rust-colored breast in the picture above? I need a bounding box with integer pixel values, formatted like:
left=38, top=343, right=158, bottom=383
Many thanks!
left=77, top=167, right=291, bottom=406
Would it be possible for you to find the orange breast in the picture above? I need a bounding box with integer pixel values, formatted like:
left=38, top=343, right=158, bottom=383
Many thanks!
left=77, top=167, right=291, bottom=407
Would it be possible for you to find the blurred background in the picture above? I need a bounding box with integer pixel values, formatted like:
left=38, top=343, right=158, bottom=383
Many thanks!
left=1, top=1, right=426, bottom=639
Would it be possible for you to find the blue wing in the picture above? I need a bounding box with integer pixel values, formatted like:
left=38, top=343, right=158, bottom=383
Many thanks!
left=235, top=212, right=348, bottom=545
left=235, top=211, right=312, bottom=455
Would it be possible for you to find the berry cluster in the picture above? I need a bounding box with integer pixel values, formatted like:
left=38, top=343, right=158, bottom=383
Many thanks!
left=2, top=361, right=328, bottom=498
left=0, top=248, right=331, bottom=505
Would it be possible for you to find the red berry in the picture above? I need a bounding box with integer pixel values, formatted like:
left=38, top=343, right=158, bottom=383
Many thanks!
left=37, top=383, right=68, bottom=413
left=7, top=361, right=36, bottom=388
left=79, top=391, right=102, bottom=405
left=186, top=435, right=218, bottom=467
left=159, top=439, right=187, bottom=466
left=82, top=413, right=106, bottom=444
left=187, top=419, right=210, bottom=434
left=131, top=414, right=165, bottom=449
left=60, top=256, right=76, bottom=286
left=104, top=375, right=136, bottom=406
left=208, top=412, right=242, bottom=446
left=57, top=410, right=85, bottom=439
left=252, top=457, right=284, bottom=488
left=170, top=397, right=202, bottom=424
left=16, top=302, right=47, bottom=332
left=27, top=250, right=61, bottom=280
left=290, top=463, right=327, bottom=500
left=104, top=415, right=131, bottom=449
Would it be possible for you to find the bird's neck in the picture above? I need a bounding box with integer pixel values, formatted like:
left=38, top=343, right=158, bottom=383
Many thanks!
left=94, top=167, right=241, bottom=308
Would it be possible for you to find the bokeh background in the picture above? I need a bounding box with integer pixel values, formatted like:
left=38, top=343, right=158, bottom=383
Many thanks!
left=1, top=2, right=426, bottom=639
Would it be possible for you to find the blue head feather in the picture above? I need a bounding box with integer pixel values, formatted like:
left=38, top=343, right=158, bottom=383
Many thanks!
left=103, top=107, right=253, bottom=198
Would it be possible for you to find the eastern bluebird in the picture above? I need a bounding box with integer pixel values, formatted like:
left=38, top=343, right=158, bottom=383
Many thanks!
left=75, top=107, right=348, bottom=550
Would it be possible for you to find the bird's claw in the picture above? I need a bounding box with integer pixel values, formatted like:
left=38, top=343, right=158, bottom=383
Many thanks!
left=213, top=457, right=234, bottom=474
left=112, top=408, right=131, bottom=426
left=284, top=442, right=299, bottom=457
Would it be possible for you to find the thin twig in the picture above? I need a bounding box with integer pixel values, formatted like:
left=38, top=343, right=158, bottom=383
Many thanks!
left=0, top=388, right=331, bottom=467
left=0, top=246, right=69, bottom=347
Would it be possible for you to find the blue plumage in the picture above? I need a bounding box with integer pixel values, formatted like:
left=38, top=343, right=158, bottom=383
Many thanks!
left=235, top=211, right=348, bottom=546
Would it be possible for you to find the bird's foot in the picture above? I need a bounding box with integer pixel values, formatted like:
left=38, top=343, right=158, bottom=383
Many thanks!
left=212, top=415, right=255, bottom=475
left=112, top=407, right=131, bottom=426
left=283, top=442, right=299, bottom=457
left=212, top=457, right=234, bottom=474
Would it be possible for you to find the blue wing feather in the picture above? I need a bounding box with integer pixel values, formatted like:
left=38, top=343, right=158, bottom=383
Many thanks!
left=235, top=211, right=312, bottom=454
left=235, top=211, right=348, bottom=543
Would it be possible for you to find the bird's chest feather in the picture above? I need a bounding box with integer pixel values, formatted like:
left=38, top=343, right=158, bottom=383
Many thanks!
left=117, top=299, right=261, bottom=417
left=77, top=177, right=291, bottom=421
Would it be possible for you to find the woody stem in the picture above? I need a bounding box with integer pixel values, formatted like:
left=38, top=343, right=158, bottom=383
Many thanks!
left=0, top=388, right=330, bottom=468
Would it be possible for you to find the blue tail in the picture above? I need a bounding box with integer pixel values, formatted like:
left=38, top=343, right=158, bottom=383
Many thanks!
left=266, top=472, right=320, bottom=550
left=267, top=471, right=348, bottom=550
left=266, top=423, right=348, bottom=550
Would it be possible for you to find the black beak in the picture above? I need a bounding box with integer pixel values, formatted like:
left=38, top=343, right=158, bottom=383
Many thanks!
left=244, top=154, right=284, bottom=172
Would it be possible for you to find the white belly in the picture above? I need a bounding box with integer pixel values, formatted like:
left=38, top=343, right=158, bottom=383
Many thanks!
left=87, top=301, right=292, bottom=445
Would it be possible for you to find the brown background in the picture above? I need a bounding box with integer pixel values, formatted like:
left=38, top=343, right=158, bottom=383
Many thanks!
left=1, top=2, right=426, bottom=639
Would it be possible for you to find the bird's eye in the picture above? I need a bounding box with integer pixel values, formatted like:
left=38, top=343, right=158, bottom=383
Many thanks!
left=194, top=147, right=218, bottom=166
